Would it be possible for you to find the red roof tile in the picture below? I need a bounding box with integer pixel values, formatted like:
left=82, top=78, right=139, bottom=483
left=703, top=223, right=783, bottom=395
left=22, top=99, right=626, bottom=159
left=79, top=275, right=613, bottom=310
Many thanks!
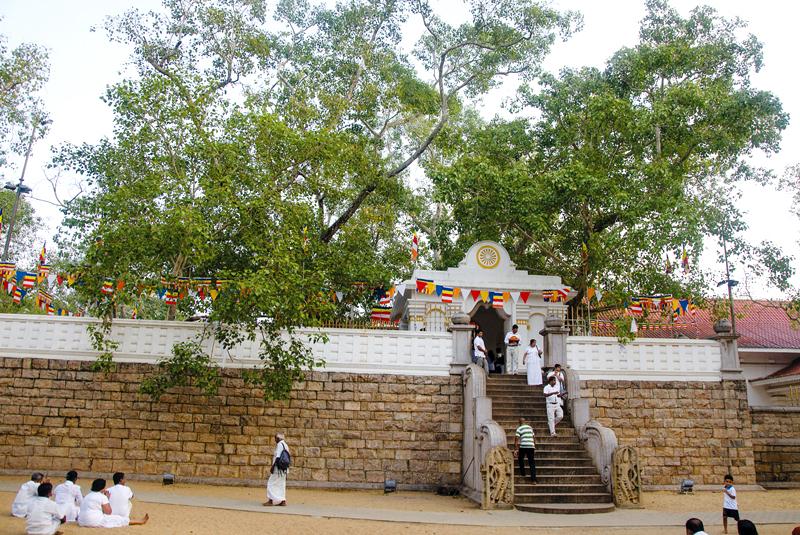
left=767, top=357, right=800, bottom=379
left=592, top=300, right=800, bottom=349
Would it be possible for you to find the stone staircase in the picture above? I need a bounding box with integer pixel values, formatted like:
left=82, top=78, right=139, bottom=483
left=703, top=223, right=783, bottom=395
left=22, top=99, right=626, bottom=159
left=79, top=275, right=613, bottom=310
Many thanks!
left=486, top=374, right=615, bottom=514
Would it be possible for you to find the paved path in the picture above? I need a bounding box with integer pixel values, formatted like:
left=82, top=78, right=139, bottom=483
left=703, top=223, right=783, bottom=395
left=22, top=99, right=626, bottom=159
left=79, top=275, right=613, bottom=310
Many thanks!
left=2, top=482, right=798, bottom=528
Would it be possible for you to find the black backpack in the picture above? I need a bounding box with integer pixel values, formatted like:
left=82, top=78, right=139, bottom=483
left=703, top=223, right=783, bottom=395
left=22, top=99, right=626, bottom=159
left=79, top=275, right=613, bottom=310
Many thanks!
left=276, top=445, right=291, bottom=471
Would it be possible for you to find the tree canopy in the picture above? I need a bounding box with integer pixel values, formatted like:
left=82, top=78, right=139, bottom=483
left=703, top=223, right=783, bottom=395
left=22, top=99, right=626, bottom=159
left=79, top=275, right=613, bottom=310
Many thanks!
left=427, top=0, right=791, bottom=309
left=54, top=0, right=578, bottom=399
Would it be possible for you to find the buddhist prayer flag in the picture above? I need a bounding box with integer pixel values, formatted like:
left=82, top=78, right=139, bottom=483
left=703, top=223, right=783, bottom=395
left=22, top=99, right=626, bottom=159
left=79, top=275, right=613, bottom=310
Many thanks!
left=519, top=291, right=530, bottom=303
left=22, top=272, right=36, bottom=289
left=101, top=279, right=114, bottom=295
left=13, top=286, right=24, bottom=304
left=440, top=286, right=453, bottom=303
left=665, top=255, right=673, bottom=274
left=479, top=290, right=489, bottom=303
left=416, top=278, right=432, bottom=293
left=492, top=292, right=504, bottom=309
left=165, top=290, right=178, bottom=306
left=38, top=243, right=46, bottom=266
left=370, top=294, right=392, bottom=322
left=0, top=207, right=3, bottom=236
left=411, top=232, right=419, bottom=261
left=628, top=298, right=642, bottom=315
left=681, top=247, right=690, bottom=273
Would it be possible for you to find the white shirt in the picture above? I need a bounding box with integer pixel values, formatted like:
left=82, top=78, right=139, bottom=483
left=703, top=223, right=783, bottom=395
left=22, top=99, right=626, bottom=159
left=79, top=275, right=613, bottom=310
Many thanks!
left=547, top=370, right=565, bottom=388
left=54, top=480, right=82, bottom=509
left=523, top=345, right=542, bottom=362
left=544, top=384, right=561, bottom=404
left=473, top=336, right=486, bottom=358
left=723, top=485, right=737, bottom=509
left=107, top=484, right=133, bottom=518
left=25, top=496, right=62, bottom=535
left=12, top=480, right=39, bottom=517
left=504, top=331, right=521, bottom=346
left=78, top=491, right=108, bottom=527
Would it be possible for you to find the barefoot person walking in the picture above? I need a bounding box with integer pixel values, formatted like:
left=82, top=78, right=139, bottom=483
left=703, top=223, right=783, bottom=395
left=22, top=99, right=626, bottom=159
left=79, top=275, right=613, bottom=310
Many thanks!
left=264, top=433, right=290, bottom=507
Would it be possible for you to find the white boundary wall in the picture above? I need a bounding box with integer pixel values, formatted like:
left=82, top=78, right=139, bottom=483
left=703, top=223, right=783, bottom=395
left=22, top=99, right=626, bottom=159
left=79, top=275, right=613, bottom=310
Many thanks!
left=567, top=336, right=722, bottom=381
left=0, top=314, right=453, bottom=376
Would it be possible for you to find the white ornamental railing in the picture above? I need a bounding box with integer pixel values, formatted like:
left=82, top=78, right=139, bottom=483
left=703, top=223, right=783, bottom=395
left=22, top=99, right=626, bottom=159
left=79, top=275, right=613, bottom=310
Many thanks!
left=566, top=336, right=721, bottom=381
left=0, top=314, right=453, bottom=376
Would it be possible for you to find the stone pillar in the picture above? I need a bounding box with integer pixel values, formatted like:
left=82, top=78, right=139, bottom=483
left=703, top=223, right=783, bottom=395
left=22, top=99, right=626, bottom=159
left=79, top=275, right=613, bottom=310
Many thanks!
left=714, top=319, right=743, bottom=379
left=450, top=312, right=475, bottom=375
left=540, top=314, right=569, bottom=369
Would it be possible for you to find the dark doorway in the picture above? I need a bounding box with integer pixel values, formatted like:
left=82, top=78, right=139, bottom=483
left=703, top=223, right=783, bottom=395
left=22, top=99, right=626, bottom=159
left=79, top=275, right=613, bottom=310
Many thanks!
left=471, top=304, right=507, bottom=359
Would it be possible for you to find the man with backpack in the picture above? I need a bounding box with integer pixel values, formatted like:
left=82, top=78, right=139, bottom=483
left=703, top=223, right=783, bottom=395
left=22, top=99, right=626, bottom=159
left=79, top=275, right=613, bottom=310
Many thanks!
left=264, top=433, right=290, bottom=507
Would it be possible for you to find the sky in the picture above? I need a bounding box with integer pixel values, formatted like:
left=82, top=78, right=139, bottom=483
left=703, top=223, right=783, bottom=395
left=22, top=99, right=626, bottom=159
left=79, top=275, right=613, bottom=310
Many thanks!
left=1, top=0, right=798, bottom=298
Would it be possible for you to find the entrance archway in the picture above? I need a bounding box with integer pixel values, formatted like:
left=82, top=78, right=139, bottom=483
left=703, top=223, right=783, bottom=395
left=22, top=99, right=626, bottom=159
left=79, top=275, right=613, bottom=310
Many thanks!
left=470, top=303, right=509, bottom=359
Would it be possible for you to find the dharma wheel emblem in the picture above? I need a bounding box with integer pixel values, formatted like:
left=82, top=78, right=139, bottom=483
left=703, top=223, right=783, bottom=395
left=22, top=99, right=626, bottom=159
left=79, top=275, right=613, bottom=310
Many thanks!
left=476, top=245, right=500, bottom=269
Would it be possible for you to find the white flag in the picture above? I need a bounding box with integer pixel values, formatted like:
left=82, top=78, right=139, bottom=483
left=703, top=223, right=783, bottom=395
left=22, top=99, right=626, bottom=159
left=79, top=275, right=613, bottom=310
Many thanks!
left=335, top=291, right=344, bottom=302
left=509, top=291, right=520, bottom=303
left=462, top=288, right=472, bottom=301
left=595, top=290, right=603, bottom=303
left=47, top=274, right=57, bottom=286
left=630, top=318, right=638, bottom=333
left=396, top=284, right=406, bottom=297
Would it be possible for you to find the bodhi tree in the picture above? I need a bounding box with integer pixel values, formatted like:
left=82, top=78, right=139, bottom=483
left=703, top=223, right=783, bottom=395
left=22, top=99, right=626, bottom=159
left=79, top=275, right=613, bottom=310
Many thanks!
left=428, top=0, right=791, bottom=311
left=55, top=0, right=577, bottom=399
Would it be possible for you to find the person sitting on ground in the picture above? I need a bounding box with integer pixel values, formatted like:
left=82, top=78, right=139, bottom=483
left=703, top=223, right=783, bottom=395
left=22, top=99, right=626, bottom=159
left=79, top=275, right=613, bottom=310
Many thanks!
left=737, top=519, right=758, bottom=535
left=25, top=482, right=65, bottom=535
left=13, top=472, right=45, bottom=518
left=54, top=470, right=82, bottom=522
left=685, top=517, right=709, bottom=535
left=107, top=472, right=134, bottom=520
left=78, top=478, right=148, bottom=528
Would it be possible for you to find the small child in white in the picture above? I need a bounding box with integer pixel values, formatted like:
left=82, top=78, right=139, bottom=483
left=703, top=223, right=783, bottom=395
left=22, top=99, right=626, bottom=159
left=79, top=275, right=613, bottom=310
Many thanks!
left=107, top=472, right=134, bottom=519
left=722, top=473, right=739, bottom=534
left=25, top=482, right=65, bottom=535
left=12, top=472, right=44, bottom=518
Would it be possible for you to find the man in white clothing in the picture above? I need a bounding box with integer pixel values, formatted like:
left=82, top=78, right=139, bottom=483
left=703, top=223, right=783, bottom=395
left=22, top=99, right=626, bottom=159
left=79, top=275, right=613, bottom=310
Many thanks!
left=54, top=470, right=82, bottom=522
left=107, top=472, right=134, bottom=519
left=13, top=472, right=44, bottom=518
left=504, top=324, right=522, bottom=374
left=264, top=433, right=290, bottom=506
left=473, top=330, right=489, bottom=373
left=543, top=375, right=564, bottom=436
left=25, top=482, right=65, bottom=535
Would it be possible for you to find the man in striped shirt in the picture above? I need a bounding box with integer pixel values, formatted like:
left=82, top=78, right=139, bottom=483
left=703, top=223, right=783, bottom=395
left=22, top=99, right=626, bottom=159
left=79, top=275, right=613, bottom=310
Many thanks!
left=514, top=417, right=537, bottom=483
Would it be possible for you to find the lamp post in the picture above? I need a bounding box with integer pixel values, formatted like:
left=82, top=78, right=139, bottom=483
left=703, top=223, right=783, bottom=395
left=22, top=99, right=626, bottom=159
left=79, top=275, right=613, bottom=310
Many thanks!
left=1, top=122, right=36, bottom=262
left=718, top=232, right=738, bottom=337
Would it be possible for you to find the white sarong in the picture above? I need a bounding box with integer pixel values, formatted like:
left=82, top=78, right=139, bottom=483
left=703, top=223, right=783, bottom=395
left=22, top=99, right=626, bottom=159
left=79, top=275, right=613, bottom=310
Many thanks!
left=527, top=356, right=543, bottom=386
left=267, top=471, right=287, bottom=502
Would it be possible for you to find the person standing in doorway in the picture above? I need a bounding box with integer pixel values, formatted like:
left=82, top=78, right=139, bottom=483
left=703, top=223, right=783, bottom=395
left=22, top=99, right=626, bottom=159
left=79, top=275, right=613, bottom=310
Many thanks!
left=523, top=339, right=543, bottom=386
left=544, top=375, right=564, bottom=436
left=504, top=324, right=521, bottom=374
left=264, top=433, right=290, bottom=506
left=473, top=329, right=489, bottom=373
left=514, top=417, right=537, bottom=483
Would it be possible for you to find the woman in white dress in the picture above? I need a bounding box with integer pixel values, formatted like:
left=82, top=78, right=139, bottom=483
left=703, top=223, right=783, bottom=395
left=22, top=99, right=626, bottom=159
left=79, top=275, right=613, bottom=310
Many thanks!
left=78, top=479, right=148, bottom=528
left=264, top=433, right=290, bottom=506
left=523, top=339, right=544, bottom=386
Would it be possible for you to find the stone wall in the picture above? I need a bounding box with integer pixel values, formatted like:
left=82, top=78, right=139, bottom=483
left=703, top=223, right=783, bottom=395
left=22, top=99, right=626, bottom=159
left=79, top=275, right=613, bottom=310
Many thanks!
left=0, top=358, right=462, bottom=489
left=751, top=408, right=800, bottom=485
left=580, top=380, right=756, bottom=486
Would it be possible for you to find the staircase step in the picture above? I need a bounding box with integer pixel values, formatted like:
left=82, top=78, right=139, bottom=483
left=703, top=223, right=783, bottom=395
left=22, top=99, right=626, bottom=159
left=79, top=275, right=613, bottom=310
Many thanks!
left=515, top=503, right=616, bottom=514
left=515, top=483, right=609, bottom=494
left=515, top=492, right=613, bottom=504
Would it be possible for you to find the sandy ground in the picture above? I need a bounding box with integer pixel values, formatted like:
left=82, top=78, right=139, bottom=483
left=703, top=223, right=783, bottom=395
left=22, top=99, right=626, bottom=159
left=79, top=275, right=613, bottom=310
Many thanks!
left=1, top=477, right=798, bottom=535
